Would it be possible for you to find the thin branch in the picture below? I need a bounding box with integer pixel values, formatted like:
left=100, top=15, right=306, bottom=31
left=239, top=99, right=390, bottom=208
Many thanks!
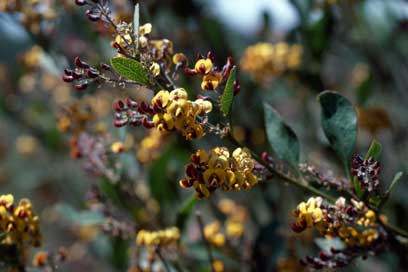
left=196, top=212, right=216, bottom=272
left=155, top=246, right=171, bottom=272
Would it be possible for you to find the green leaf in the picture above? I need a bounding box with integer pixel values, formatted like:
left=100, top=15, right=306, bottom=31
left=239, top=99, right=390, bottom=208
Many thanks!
left=55, top=203, right=105, bottom=226
left=133, top=3, right=139, bottom=50
left=386, top=172, right=403, bottom=196
left=318, top=91, right=357, bottom=168
left=149, top=145, right=189, bottom=205
left=221, top=66, right=236, bottom=116
left=111, top=57, right=149, bottom=85
left=263, top=103, right=300, bottom=172
left=176, top=196, right=197, bottom=231
left=364, top=139, right=382, bottom=160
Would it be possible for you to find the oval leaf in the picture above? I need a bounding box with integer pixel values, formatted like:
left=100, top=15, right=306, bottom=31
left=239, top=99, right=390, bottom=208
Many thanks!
left=263, top=103, right=300, bottom=171
left=111, top=57, right=149, bottom=85
left=364, top=139, right=382, bottom=160
left=221, top=66, right=236, bottom=116
left=318, top=91, right=357, bottom=164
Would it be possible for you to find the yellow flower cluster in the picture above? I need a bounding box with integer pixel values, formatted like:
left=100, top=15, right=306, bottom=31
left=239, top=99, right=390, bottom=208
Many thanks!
left=204, top=221, right=226, bottom=248
left=0, top=0, right=56, bottom=34
left=0, top=194, right=41, bottom=247
left=137, top=129, right=165, bottom=164
left=151, top=88, right=212, bottom=140
left=291, top=197, right=380, bottom=248
left=291, top=197, right=324, bottom=230
left=337, top=226, right=379, bottom=247
left=114, top=22, right=173, bottom=67
left=218, top=199, right=247, bottom=238
left=136, top=227, right=180, bottom=248
left=194, top=58, right=223, bottom=90
left=179, top=147, right=258, bottom=199
left=240, top=42, right=303, bottom=81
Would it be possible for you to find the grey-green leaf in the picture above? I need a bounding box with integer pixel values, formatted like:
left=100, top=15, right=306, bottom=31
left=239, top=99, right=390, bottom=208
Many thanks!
left=264, top=103, right=300, bottom=171
left=318, top=91, right=357, bottom=164
left=111, top=57, right=149, bottom=85
left=221, top=66, right=236, bottom=116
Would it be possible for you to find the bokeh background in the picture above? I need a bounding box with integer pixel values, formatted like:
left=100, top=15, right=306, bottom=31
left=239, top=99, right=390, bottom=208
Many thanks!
left=1, top=0, right=408, bottom=271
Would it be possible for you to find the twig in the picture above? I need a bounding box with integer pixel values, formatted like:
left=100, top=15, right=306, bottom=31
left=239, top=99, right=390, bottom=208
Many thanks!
left=226, top=134, right=337, bottom=203
left=196, top=212, right=215, bottom=272
left=155, top=246, right=171, bottom=272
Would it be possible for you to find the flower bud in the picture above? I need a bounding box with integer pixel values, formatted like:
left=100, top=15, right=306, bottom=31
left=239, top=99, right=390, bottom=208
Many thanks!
left=75, top=0, right=86, bottom=6
left=62, top=75, right=74, bottom=82
left=113, top=100, right=125, bottom=112
left=100, top=63, right=111, bottom=71
left=86, top=10, right=100, bottom=22
left=87, top=68, right=99, bottom=78
left=125, top=97, right=138, bottom=108
left=113, top=119, right=127, bottom=127
left=74, top=83, right=88, bottom=91
left=74, top=56, right=89, bottom=69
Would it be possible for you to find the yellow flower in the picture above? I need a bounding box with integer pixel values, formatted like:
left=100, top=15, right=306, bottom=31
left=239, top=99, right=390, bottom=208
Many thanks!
left=139, top=23, right=152, bottom=35
left=240, top=42, right=303, bottom=81
left=226, top=219, right=244, bottom=238
left=152, top=90, right=171, bottom=109
left=195, top=58, right=213, bottom=75
left=295, top=197, right=323, bottom=228
left=203, top=168, right=226, bottom=187
left=151, top=88, right=211, bottom=140
left=111, top=142, right=125, bottom=154
left=173, top=53, right=188, bottom=66
left=201, top=73, right=222, bottom=90
left=204, top=221, right=225, bottom=247
left=0, top=195, right=41, bottom=247
left=213, top=260, right=224, bottom=272
left=357, top=209, right=376, bottom=227
left=0, top=194, right=14, bottom=209
left=180, top=147, right=258, bottom=198
left=149, top=62, right=161, bottom=77
left=136, top=227, right=180, bottom=247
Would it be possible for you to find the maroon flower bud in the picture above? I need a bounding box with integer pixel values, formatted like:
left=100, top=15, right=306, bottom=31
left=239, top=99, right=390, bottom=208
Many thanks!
left=113, top=119, right=127, bottom=127
left=330, top=247, right=341, bottom=254
left=62, top=75, right=74, bottom=82
left=262, top=151, right=272, bottom=163
left=100, top=63, right=111, bottom=71
left=290, top=222, right=306, bottom=233
left=206, top=51, right=214, bottom=61
left=87, top=68, right=99, bottom=78
left=184, top=68, right=197, bottom=76
left=86, top=9, right=100, bottom=21
left=196, top=53, right=204, bottom=61
left=71, top=71, right=82, bottom=80
left=185, top=164, right=197, bottom=179
left=114, top=100, right=125, bottom=112
left=141, top=118, right=154, bottom=129
left=74, top=57, right=89, bottom=69
left=74, top=83, right=88, bottom=91
left=125, top=97, right=138, bottom=108
left=64, top=68, right=73, bottom=75
left=75, top=0, right=86, bottom=6
left=222, top=57, right=234, bottom=78
left=319, top=251, right=331, bottom=261
left=138, top=101, right=149, bottom=114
